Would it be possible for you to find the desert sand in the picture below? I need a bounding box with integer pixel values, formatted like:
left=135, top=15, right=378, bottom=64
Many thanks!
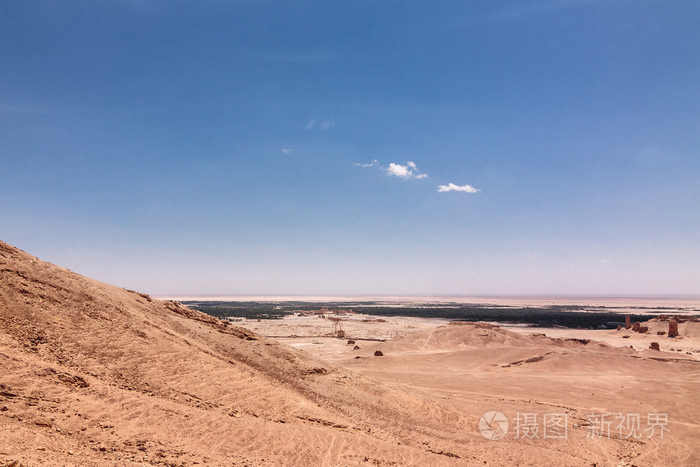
left=2, top=240, right=699, bottom=466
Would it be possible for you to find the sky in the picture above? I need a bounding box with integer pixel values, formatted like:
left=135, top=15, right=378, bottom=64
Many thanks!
left=1, top=0, right=699, bottom=296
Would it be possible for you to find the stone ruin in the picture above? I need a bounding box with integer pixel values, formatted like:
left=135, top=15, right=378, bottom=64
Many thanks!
left=374, top=350, right=383, bottom=356
left=649, top=342, right=660, bottom=351
left=668, top=320, right=679, bottom=338
left=626, top=316, right=681, bottom=338
left=623, top=318, right=650, bottom=334
left=347, top=339, right=355, bottom=345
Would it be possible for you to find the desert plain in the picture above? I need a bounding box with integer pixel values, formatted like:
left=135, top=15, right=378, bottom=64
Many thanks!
left=1, top=240, right=699, bottom=466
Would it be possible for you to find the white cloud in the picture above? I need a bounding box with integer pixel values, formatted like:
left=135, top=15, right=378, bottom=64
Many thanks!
left=386, top=161, right=427, bottom=180
left=437, top=183, right=480, bottom=193
left=387, top=162, right=412, bottom=178
left=281, top=148, right=293, bottom=154
left=305, top=119, right=315, bottom=130
left=320, top=119, right=335, bottom=130
left=600, top=259, right=612, bottom=264
left=355, top=159, right=378, bottom=168
left=356, top=159, right=429, bottom=180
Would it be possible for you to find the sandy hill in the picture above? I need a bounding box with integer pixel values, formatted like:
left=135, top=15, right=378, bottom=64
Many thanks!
left=361, top=321, right=614, bottom=352
left=350, top=321, right=630, bottom=371
left=0, top=240, right=488, bottom=466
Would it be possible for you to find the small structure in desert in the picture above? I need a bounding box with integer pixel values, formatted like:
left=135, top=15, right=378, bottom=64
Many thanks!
left=328, top=316, right=345, bottom=338
left=668, top=320, right=679, bottom=338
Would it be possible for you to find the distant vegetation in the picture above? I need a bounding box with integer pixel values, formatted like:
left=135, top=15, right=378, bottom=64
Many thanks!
left=183, top=301, right=295, bottom=320
left=179, top=301, right=695, bottom=329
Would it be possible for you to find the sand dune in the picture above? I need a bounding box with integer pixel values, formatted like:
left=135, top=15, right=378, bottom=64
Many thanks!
left=355, top=321, right=613, bottom=352
left=1, top=240, right=699, bottom=466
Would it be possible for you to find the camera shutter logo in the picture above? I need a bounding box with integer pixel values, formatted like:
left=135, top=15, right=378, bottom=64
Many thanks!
left=479, top=411, right=509, bottom=440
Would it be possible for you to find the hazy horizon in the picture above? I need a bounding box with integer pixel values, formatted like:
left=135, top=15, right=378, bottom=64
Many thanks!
left=157, top=294, right=700, bottom=311
left=161, top=294, right=700, bottom=299
left=2, top=1, right=698, bottom=296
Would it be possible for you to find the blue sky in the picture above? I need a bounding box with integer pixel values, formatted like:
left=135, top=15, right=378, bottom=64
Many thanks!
left=1, top=0, right=698, bottom=296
